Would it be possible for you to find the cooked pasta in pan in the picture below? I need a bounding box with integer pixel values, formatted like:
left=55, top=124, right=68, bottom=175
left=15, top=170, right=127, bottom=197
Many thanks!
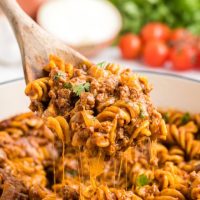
left=25, top=55, right=167, bottom=157
left=0, top=110, right=200, bottom=199
left=1, top=55, right=199, bottom=199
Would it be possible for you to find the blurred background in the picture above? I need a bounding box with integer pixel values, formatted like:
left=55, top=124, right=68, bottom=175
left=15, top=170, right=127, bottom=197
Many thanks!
left=0, top=0, right=200, bottom=83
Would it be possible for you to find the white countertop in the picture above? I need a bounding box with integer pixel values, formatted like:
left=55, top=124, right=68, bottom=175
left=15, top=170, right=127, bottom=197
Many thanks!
left=0, top=47, right=200, bottom=84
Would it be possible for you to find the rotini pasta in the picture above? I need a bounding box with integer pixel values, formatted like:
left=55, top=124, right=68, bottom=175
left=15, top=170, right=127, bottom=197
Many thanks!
left=0, top=110, right=200, bottom=199
left=2, top=54, right=200, bottom=199
left=25, top=55, right=167, bottom=157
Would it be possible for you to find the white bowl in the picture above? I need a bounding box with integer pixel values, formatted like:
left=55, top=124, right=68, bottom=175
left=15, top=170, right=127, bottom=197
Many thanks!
left=0, top=72, right=200, bottom=119
left=37, top=0, right=122, bottom=57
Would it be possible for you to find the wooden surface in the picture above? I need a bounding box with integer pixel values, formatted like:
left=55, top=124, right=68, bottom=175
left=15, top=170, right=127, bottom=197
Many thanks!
left=0, top=0, right=91, bottom=83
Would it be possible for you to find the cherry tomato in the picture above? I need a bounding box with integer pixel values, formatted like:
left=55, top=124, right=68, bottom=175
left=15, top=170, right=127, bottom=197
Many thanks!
left=170, top=46, right=197, bottom=70
left=119, top=33, right=142, bottom=59
left=196, top=52, right=200, bottom=68
left=143, top=40, right=169, bottom=67
left=195, top=41, right=200, bottom=68
left=141, top=22, right=171, bottom=42
left=170, top=28, right=196, bottom=48
left=170, top=28, right=189, bottom=42
left=17, top=0, right=45, bottom=18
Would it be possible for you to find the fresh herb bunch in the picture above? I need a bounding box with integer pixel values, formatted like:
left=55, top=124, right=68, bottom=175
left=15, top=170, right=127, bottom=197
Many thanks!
left=109, top=0, right=200, bottom=35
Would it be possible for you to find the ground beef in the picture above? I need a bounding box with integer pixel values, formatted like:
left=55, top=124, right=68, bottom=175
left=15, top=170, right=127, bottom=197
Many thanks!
left=55, top=88, right=72, bottom=113
left=80, top=92, right=95, bottom=110
left=100, top=76, right=119, bottom=94
left=63, top=185, right=79, bottom=200
left=118, top=85, right=130, bottom=100
left=0, top=169, right=28, bottom=200
left=96, top=93, right=108, bottom=104
left=129, top=88, right=140, bottom=102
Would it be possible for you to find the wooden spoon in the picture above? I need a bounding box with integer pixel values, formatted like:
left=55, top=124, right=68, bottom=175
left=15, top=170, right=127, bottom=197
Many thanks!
left=0, top=0, right=92, bottom=83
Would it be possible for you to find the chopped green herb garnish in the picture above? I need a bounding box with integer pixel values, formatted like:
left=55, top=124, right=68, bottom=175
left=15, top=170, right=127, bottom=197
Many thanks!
left=136, top=174, right=149, bottom=187
left=140, top=110, right=146, bottom=118
left=68, top=170, right=78, bottom=176
left=72, top=82, right=90, bottom=96
left=83, top=82, right=90, bottom=92
left=181, top=112, right=190, bottom=124
left=63, top=82, right=90, bottom=96
left=63, top=82, right=72, bottom=89
left=163, top=112, right=170, bottom=123
left=139, top=104, right=148, bottom=119
left=53, top=71, right=66, bottom=81
left=96, top=61, right=107, bottom=68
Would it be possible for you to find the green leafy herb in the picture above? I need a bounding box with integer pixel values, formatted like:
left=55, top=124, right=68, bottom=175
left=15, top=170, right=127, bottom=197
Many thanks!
left=140, top=109, right=146, bottom=118
left=139, top=104, right=148, bottom=119
left=136, top=174, right=149, bottom=187
left=63, top=82, right=72, bottom=89
left=68, top=170, right=78, bottom=176
left=96, top=61, right=107, bottom=68
left=163, top=112, right=170, bottom=123
left=63, top=82, right=90, bottom=96
left=83, top=82, right=90, bottom=92
left=181, top=112, right=190, bottom=124
left=109, top=0, right=200, bottom=35
left=53, top=71, right=66, bottom=81
left=72, top=82, right=90, bottom=96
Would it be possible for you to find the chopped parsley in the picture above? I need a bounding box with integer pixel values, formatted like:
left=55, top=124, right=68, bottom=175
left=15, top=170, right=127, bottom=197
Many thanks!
left=63, top=82, right=90, bottom=96
left=68, top=169, right=78, bottom=176
left=140, top=109, right=146, bottom=118
left=163, top=112, right=170, bottom=123
left=181, top=112, right=190, bottom=124
left=53, top=71, right=66, bottom=81
left=73, top=82, right=90, bottom=96
left=139, top=104, right=148, bottom=119
left=136, top=174, right=149, bottom=187
left=82, top=82, right=90, bottom=91
left=63, top=82, right=72, bottom=89
left=96, top=61, right=107, bottom=68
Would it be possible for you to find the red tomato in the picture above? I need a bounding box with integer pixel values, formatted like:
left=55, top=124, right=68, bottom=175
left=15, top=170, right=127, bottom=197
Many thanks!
left=170, top=28, right=196, bottom=48
left=196, top=52, right=200, bottom=68
left=119, top=33, right=142, bottom=59
left=170, top=46, right=197, bottom=70
left=195, top=44, right=200, bottom=68
left=17, top=0, right=46, bottom=18
left=141, top=22, right=171, bottom=42
left=143, top=40, right=169, bottom=67
left=170, top=28, right=189, bottom=42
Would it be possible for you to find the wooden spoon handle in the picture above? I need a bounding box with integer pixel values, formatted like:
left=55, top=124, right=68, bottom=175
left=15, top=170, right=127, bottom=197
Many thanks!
left=0, top=0, right=25, bottom=20
left=0, top=0, right=39, bottom=52
left=0, top=0, right=91, bottom=83
left=0, top=0, right=35, bottom=30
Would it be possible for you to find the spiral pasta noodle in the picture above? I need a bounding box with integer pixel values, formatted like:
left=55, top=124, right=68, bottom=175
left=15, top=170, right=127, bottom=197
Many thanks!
left=25, top=77, right=50, bottom=101
left=190, top=171, right=200, bottom=200
left=0, top=109, right=200, bottom=199
left=2, top=55, right=200, bottom=199
left=0, top=112, right=58, bottom=198
left=25, top=55, right=167, bottom=157
left=47, top=116, right=70, bottom=144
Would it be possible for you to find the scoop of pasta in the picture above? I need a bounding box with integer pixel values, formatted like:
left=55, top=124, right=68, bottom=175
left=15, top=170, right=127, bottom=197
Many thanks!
left=25, top=55, right=167, bottom=157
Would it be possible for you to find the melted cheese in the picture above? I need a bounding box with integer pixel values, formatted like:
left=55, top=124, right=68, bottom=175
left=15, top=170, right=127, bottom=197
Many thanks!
left=89, top=152, right=105, bottom=188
